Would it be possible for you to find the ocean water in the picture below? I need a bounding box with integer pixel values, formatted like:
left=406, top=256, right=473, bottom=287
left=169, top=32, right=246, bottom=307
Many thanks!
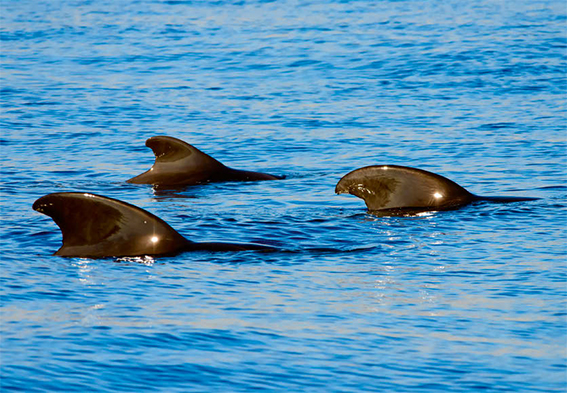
left=1, top=0, right=566, bottom=391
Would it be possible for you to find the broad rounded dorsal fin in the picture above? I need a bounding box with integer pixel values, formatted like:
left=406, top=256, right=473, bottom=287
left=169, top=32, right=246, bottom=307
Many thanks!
left=335, top=165, right=476, bottom=211
left=33, top=193, right=190, bottom=257
left=146, top=136, right=222, bottom=164
left=127, top=136, right=226, bottom=186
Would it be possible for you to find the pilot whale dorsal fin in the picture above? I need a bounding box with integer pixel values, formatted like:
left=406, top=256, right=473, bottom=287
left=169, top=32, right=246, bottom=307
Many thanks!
left=33, top=193, right=190, bottom=258
left=146, top=136, right=222, bottom=166
left=335, top=165, right=477, bottom=211
left=127, top=136, right=226, bottom=186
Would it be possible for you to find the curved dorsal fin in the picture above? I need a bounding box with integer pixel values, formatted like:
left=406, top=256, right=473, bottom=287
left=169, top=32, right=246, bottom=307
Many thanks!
left=33, top=193, right=190, bottom=257
left=335, top=165, right=476, bottom=211
left=127, top=136, right=226, bottom=186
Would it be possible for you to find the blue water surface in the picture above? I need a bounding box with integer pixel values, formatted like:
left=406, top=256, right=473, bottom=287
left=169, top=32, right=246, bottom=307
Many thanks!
left=1, top=0, right=566, bottom=391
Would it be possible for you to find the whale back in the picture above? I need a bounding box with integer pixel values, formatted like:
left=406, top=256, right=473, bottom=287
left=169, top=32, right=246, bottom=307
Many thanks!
left=335, top=165, right=477, bottom=212
left=127, top=136, right=282, bottom=186
left=127, top=136, right=227, bottom=186
left=33, top=193, right=191, bottom=257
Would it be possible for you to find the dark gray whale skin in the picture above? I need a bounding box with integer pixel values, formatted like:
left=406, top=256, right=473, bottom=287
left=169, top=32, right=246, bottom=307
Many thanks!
left=127, top=136, right=283, bottom=187
left=33, top=193, right=274, bottom=258
left=335, top=165, right=538, bottom=213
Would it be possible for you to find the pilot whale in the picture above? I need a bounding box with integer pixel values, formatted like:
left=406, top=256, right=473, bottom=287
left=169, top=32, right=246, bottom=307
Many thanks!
left=127, top=136, right=283, bottom=187
left=33, top=193, right=275, bottom=258
left=335, top=165, right=538, bottom=213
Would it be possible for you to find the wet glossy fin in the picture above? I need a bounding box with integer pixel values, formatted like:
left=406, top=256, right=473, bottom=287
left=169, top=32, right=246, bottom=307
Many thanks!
left=335, top=165, right=477, bottom=211
left=33, top=193, right=190, bottom=257
left=127, top=136, right=226, bottom=186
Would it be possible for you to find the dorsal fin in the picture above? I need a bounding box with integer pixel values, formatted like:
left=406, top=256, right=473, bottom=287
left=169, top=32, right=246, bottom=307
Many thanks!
left=127, top=136, right=226, bottom=186
left=335, top=165, right=476, bottom=211
left=33, top=193, right=190, bottom=257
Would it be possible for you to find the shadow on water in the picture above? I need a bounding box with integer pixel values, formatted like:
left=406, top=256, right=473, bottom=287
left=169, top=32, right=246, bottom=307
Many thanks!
left=151, top=185, right=201, bottom=200
left=147, top=174, right=299, bottom=201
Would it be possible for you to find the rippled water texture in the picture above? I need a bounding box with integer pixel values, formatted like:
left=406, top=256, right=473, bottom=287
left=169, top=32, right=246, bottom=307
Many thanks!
left=1, top=0, right=566, bottom=391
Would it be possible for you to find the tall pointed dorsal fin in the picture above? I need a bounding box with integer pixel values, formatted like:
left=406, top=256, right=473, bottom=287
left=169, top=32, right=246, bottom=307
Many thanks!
left=127, top=136, right=226, bottom=186
left=335, top=165, right=476, bottom=211
left=33, top=193, right=190, bottom=257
